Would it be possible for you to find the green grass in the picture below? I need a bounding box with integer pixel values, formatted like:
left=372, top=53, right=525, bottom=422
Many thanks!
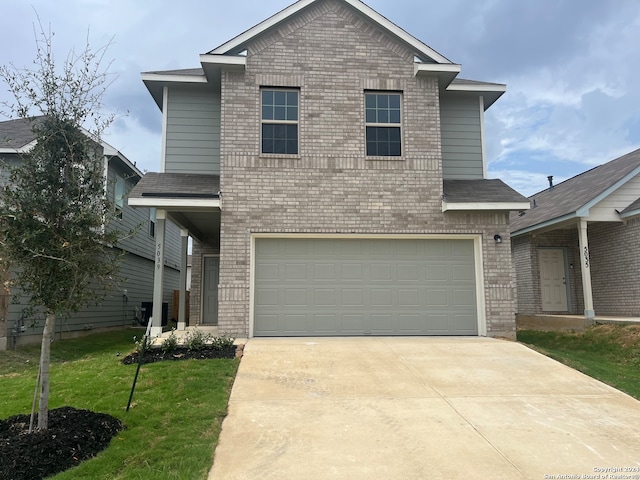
left=518, top=324, right=640, bottom=399
left=0, top=329, right=238, bottom=479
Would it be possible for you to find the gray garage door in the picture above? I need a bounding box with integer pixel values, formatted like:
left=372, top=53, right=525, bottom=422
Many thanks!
left=254, top=238, right=478, bottom=336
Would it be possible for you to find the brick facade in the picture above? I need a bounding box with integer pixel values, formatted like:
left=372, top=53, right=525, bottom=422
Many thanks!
left=202, top=0, right=518, bottom=338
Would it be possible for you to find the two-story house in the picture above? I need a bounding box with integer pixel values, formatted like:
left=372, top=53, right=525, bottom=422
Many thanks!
left=0, top=117, right=182, bottom=349
left=130, top=0, right=528, bottom=339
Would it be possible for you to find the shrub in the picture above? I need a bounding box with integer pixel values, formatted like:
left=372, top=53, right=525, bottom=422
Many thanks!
left=161, top=328, right=179, bottom=352
left=184, top=329, right=213, bottom=351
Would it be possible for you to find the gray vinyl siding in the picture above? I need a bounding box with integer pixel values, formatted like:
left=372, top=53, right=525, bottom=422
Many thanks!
left=165, top=85, right=220, bottom=175
left=107, top=162, right=182, bottom=269
left=440, top=94, right=484, bottom=180
left=6, top=252, right=180, bottom=344
left=3, top=156, right=183, bottom=346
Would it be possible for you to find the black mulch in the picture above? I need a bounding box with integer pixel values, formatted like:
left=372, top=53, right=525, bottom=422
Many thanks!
left=0, top=345, right=239, bottom=480
left=0, top=407, right=124, bottom=480
left=121, top=345, right=238, bottom=365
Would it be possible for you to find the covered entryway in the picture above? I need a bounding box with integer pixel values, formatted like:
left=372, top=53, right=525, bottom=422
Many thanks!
left=253, top=237, right=479, bottom=336
left=539, top=248, right=569, bottom=311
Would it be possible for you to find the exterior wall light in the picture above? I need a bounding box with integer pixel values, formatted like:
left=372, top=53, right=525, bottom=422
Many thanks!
left=494, top=234, right=503, bottom=244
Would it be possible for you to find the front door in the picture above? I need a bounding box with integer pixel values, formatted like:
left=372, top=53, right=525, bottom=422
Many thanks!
left=202, top=256, right=219, bottom=325
left=539, top=249, right=568, bottom=311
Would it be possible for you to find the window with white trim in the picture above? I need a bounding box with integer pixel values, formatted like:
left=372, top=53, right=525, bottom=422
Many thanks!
left=365, top=92, right=402, bottom=157
left=149, top=208, right=156, bottom=238
left=261, top=88, right=299, bottom=155
left=114, top=175, right=125, bottom=219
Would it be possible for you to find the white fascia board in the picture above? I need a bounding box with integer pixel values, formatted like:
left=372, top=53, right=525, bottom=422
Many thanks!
left=620, top=208, right=640, bottom=219
left=0, top=139, right=37, bottom=154
left=414, top=63, right=461, bottom=75
left=128, top=197, right=221, bottom=209
left=575, top=165, right=640, bottom=217
left=442, top=201, right=531, bottom=212
left=103, top=143, right=144, bottom=178
left=140, top=72, right=207, bottom=84
left=510, top=212, right=579, bottom=237
left=210, top=0, right=453, bottom=64
left=199, top=54, right=246, bottom=70
left=447, top=82, right=507, bottom=94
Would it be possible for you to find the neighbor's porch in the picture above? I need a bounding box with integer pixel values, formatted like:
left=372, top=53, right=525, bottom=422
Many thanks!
left=513, top=217, right=640, bottom=320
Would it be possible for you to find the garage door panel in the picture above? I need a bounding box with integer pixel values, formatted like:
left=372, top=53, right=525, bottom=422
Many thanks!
left=256, top=263, right=279, bottom=281
left=342, top=288, right=364, bottom=307
left=341, top=263, right=363, bottom=280
left=397, top=264, right=418, bottom=281
left=256, top=288, right=279, bottom=307
left=342, top=314, right=365, bottom=333
left=283, top=314, right=308, bottom=334
left=313, top=314, right=337, bottom=333
left=254, top=238, right=478, bottom=336
left=285, top=288, right=307, bottom=306
left=452, top=264, right=475, bottom=281
left=314, top=264, right=335, bottom=280
left=314, top=288, right=335, bottom=306
left=371, top=263, right=391, bottom=280
left=425, top=264, right=447, bottom=282
left=453, top=289, right=476, bottom=307
left=426, top=289, right=449, bottom=307
left=398, top=289, right=419, bottom=307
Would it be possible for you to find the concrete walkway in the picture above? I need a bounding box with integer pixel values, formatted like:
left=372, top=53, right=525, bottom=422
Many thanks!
left=209, top=337, right=640, bottom=479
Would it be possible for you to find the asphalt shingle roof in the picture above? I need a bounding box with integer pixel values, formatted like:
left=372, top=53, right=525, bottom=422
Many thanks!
left=510, top=148, right=640, bottom=233
left=128, top=172, right=221, bottom=199
left=443, top=179, right=528, bottom=204
left=0, top=117, right=44, bottom=149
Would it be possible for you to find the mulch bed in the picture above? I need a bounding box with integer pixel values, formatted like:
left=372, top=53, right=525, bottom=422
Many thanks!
left=0, top=407, right=124, bottom=480
left=121, top=344, right=239, bottom=364
left=1, top=345, right=239, bottom=480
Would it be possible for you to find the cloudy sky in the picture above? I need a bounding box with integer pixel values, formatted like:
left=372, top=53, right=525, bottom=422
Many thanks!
left=1, top=0, right=639, bottom=196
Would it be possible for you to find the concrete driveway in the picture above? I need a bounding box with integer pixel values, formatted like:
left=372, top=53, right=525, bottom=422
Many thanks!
left=209, top=337, right=640, bottom=479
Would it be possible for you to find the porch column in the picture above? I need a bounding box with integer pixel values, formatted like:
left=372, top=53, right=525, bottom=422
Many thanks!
left=177, top=229, right=189, bottom=331
left=151, top=209, right=167, bottom=337
left=577, top=219, right=595, bottom=319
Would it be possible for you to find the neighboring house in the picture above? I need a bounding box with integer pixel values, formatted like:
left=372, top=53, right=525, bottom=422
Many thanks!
left=129, top=0, right=529, bottom=339
left=510, top=149, right=640, bottom=319
left=0, top=117, right=182, bottom=350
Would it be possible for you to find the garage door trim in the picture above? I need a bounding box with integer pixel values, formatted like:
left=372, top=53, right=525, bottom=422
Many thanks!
left=249, top=234, right=487, bottom=337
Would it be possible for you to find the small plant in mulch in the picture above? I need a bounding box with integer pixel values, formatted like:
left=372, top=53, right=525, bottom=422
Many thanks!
left=121, top=329, right=238, bottom=365
left=0, top=407, right=124, bottom=480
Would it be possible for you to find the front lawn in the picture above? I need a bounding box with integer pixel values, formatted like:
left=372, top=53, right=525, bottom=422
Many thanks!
left=0, top=329, right=238, bottom=479
left=518, top=324, right=640, bottom=399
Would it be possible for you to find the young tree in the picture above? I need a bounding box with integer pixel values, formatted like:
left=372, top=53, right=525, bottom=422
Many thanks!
left=0, top=23, right=123, bottom=431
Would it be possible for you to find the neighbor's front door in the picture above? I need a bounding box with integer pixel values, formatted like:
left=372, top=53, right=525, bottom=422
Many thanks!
left=539, top=249, right=568, bottom=311
left=202, top=256, right=219, bottom=325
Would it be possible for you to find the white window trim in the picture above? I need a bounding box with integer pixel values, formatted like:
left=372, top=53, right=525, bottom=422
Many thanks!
left=364, top=91, right=403, bottom=157
left=260, top=87, right=300, bottom=156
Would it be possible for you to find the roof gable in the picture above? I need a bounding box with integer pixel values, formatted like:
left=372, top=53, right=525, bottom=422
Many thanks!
left=208, top=0, right=453, bottom=65
left=0, top=116, right=143, bottom=178
left=510, top=148, right=640, bottom=235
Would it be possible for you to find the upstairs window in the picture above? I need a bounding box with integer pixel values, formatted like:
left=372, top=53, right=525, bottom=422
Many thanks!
left=114, top=175, right=125, bottom=219
left=365, top=92, right=402, bottom=157
left=261, top=88, right=299, bottom=155
left=149, top=208, right=156, bottom=238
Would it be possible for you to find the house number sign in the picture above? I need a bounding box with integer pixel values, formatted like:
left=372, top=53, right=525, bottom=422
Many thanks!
left=156, top=243, right=163, bottom=271
left=584, top=246, right=590, bottom=268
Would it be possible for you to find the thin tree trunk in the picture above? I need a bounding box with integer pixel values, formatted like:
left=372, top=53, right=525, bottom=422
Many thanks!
left=37, top=312, right=55, bottom=431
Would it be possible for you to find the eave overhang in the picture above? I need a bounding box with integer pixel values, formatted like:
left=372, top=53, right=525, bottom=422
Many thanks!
left=128, top=196, right=220, bottom=210
left=141, top=72, right=208, bottom=109
left=446, top=81, right=507, bottom=110
left=414, top=63, right=461, bottom=89
left=442, top=201, right=530, bottom=213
